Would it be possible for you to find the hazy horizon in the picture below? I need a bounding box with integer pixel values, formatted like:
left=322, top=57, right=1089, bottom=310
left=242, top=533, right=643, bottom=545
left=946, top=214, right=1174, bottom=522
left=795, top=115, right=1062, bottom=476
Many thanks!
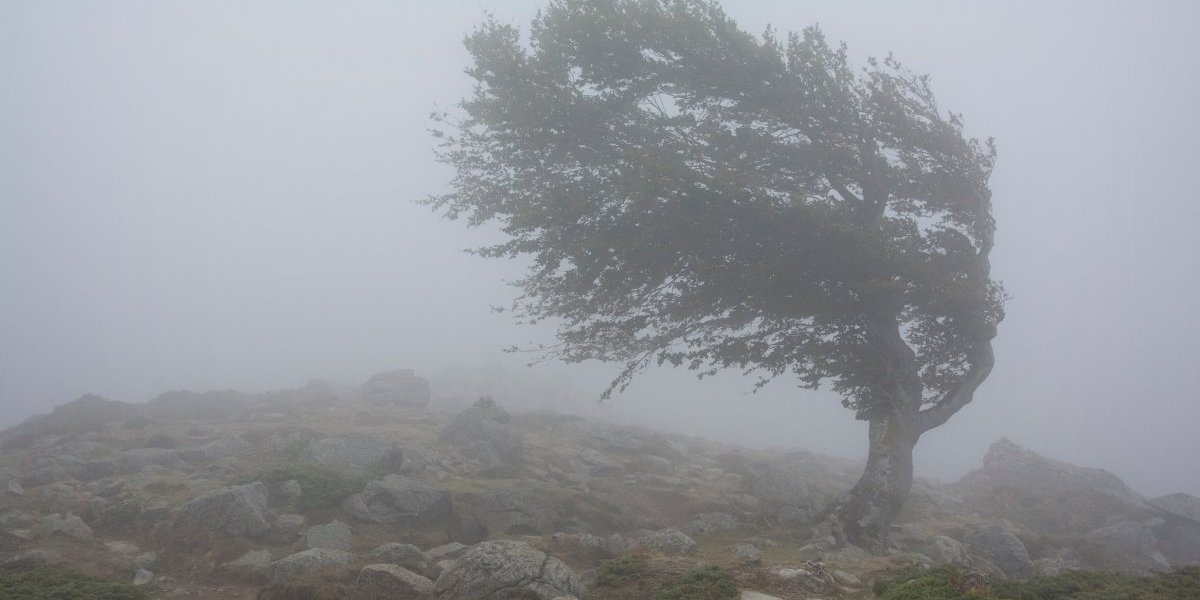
left=3, top=1, right=1198, bottom=499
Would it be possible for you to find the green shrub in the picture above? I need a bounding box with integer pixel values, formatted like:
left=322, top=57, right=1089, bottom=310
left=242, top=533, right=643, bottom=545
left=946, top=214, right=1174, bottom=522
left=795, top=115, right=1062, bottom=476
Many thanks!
left=874, top=565, right=991, bottom=600
left=656, top=565, right=738, bottom=600
left=596, top=553, right=648, bottom=587
left=994, top=566, right=1200, bottom=600
left=874, top=565, right=1200, bottom=600
left=237, top=465, right=369, bottom=511
left=0, top=569, right=150, bottom=600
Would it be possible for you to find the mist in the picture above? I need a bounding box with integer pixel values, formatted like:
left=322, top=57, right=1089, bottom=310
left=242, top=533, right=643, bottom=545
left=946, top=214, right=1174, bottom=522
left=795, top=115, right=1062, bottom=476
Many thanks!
left=3, top=0, right=1199, bottom=506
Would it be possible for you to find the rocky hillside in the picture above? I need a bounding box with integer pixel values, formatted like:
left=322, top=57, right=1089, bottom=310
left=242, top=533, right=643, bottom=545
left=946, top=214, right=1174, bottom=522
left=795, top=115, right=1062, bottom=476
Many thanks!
left=1, top=370, right=1198, bottom=599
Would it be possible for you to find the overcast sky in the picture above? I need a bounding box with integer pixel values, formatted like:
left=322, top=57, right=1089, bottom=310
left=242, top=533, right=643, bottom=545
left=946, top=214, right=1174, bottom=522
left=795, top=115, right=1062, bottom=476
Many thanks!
left=2, top=0, right=1198, bottom=497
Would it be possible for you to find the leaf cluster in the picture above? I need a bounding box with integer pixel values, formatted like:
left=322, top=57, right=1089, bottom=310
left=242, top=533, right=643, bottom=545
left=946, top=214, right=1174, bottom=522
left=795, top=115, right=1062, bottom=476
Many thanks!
left=431, top=0, right=1003, bottom=416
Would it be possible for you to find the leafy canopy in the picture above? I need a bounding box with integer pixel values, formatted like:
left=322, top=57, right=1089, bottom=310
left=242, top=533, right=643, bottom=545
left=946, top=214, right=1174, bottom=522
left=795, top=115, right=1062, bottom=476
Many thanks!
left=430, top=0, right=1003, bottom=419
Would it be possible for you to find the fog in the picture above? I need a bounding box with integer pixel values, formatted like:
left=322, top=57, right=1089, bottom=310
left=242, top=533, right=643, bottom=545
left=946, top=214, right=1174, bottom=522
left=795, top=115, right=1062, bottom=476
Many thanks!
left=2, top=0, right=1198, bottom=498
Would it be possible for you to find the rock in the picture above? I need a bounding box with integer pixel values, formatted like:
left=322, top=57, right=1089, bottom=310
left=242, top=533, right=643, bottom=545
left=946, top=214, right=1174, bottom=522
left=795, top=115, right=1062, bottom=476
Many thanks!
left=37, top=481, right=81, bottom=513
left=342, top=475, right=453, bottom=527
left=923, top=535, right=972, bottom=567
left=434, top=540, right=584, bottom=600
left=832, top=569, right=861, bottom=586
left=1150, top=493, right=1200, bottom=521
left=133, top=551, right=160, bottom=571
left=174, top=482, right=271, bottom=537
left=741, top=593, right=783, bottom=600
left=768, top=566, right=824, bottom=591
left=40, top=513, right=93, bottom=540
left=179, top=437, right=252, bottom=462
left=306, top=519, right=353, bottom=551
left=370, top=543, right=429, bottom=574
left=6, top=480, right=24, bottom=496
left=355, top=564, right=435, bottom=598
left=743, top=456, right=847, bottom=525
left=271, top=548, right=354, bottom=584
left=274, top=513, right=307, bottom=536
left=954, top=439, right=1156, bottom=534
left=630, top=528, right=697, bottom=555
left=300, top=436, right=406, bottom=474
left=219, top=549, right=273, bottom=583
left=426, top=542, right=469, bottom=561
left=470, top=489, right=561, bottom=536
left=361, top=369, right=431, bottom=408
left=732, top=543, right=762, bottom=565
left=132, top=569, right=154, bottom=586
left=429, top=559, right=457, bottom=581
left=1, top=508, right=34, bottom=528
left=966, top=525, right=1033, bottom=579
left=685, top=512, right=737, bottom=535
left=1085, top=520, right=1171, bottom=573
left=116, top=448, right=191, bottom=474
left=441, top=397, right=524, bottom=474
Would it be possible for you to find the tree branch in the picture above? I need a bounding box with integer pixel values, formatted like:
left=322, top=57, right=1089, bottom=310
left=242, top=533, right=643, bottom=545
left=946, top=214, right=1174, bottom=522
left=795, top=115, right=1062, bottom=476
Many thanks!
left=917, top=340, right=994, bottom=433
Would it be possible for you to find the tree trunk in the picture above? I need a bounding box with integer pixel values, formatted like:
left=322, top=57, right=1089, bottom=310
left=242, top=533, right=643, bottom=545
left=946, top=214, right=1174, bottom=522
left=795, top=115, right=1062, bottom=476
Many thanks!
left=836, top=410, right=919, bottom=553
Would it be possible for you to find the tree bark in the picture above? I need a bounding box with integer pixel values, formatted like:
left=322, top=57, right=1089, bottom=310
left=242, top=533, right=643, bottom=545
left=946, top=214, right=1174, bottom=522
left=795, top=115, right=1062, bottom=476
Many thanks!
left=836, top=409, right=919, bottom=553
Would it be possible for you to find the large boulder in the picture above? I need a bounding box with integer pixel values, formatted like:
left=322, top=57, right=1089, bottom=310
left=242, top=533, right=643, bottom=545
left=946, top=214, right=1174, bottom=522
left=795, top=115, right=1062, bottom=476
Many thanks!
left=362, top=369, right=431, bottom=408
left=434, top=540, right=584, bottom=600
left=966, top=525, right=1033, bottom=580
left=441, top=398, right=524, bottom=474
left=306, top=519, right=353, bottom=552
left=1085, top=521, right=1171, bottom=573
left=342, top=475, right=453, bottom=527
left=739, top=453, right=852, bottom=525
left=629, top=528, right=698, bottom=555
left=174, top=482, right=271, bottom=537
left=370, top=543, right=429, bottom=574
left=271, top=548, right=354, bottom=584
left=468, top=490, right=561, bottom=536
left=355, top=564, right=434, bottom=598
left=299, top=436, right=405, bottom=474
left=954, top=439, right=1156, bottom=534
left=922, top=535, right=973, bottom=567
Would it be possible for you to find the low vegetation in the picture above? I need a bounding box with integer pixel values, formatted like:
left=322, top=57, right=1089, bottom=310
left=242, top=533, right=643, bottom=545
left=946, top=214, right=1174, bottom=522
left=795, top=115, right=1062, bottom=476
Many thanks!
left=236, top=465, right=369, bottom=511
left=596, top=553, right=649, bottom=587
left=0, top=569, right=150, bottom=600
left=874, top=565, right=1200, bottom=600
left=655, top=565, right=738, bottom=600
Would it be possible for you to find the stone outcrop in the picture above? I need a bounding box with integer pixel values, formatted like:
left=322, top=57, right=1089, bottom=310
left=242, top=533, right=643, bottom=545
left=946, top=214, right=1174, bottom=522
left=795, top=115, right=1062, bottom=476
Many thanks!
left=434, top=540, right=584, bottom=600
left=965, top=525, right=1033, bottom=580
left=441, top=397, right=524, bottom=474
left=361, top=369, right=431, bottom=408
left=342, top=475, right=453, bottom=527
left=173, top=482, right=271, bottom=538
left=300, top=436, right=405, bottom=474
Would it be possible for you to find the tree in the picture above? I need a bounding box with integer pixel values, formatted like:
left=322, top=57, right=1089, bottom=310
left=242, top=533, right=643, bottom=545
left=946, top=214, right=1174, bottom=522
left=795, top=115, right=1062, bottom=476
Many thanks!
left=428, top=0, right=1004, bottom=551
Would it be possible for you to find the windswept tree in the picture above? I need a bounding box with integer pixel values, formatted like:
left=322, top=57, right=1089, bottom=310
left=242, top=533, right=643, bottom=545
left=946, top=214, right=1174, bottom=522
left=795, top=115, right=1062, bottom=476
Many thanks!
left=428, top=0, right=1003, bottom=551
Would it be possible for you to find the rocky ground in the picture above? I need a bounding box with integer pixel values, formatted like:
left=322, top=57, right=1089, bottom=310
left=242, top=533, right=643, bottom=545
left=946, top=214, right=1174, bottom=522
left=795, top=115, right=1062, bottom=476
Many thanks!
left=1, top=369, right=1198, bottom=599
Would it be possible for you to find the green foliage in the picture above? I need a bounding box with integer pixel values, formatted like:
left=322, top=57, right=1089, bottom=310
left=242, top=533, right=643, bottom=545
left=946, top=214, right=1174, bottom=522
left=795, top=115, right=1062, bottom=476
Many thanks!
left=994, top=566, right=1200, bottom=600
left=656, top=565, right=738, bottom=600
left=279, top=436, right=313, bottom=461
left=238, top=465, right=368, bottom=511
left=0, top=569, right=150, bottom=600
left=873, top=566, right=1200, bottom=600
left=430, top=0, right=1002, bottom=414
left=597, top=553, right=649, bottom=587
left=874, top=566, right=991, bottom=600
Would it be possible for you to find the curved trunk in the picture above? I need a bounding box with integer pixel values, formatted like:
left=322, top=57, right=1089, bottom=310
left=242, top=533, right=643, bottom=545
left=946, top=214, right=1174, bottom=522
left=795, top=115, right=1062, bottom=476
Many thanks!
left=836, top=411, right=919, bottom=553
